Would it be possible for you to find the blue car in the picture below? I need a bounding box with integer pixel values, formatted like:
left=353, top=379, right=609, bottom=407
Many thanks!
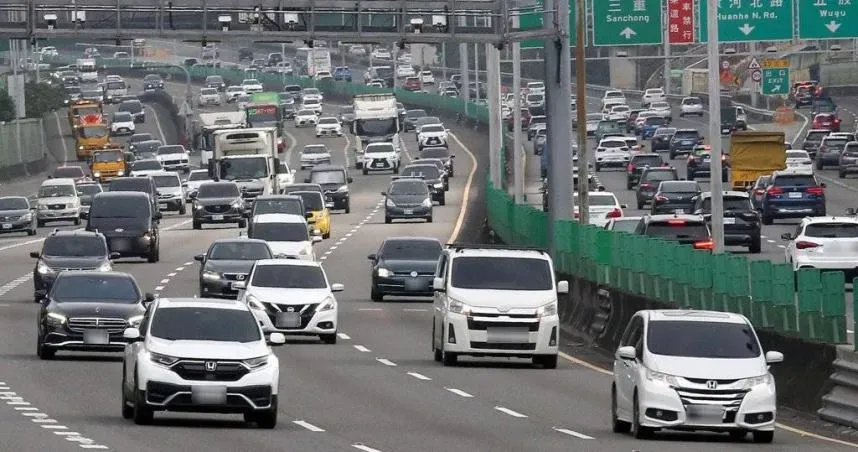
left=760, top=171, right=826, bottom=225
left=333, top=66, right=352, bottom=82
left=641, top=117, right=670, bottom=139
left=668, top=129, right=703, bottom=159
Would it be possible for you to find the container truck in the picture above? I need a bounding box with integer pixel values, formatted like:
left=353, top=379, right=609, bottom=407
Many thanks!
left=729, top=131, right=787, bottom=191
left=350, top=93, right=401, bottom=170
left=208, top=127, right=282, bottom=210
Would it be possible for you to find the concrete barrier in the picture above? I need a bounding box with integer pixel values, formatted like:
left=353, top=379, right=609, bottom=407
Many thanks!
left=818, top=347, right=858, bottom=428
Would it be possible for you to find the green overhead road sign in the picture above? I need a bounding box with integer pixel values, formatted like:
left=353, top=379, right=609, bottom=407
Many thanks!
left=519, top=0, right=579, bottom=49
left=699, top=0, right=794, bottom=43
left=592, top=0, right=663, bottom=46
left=761, top=68, right=790, bottom=95
left=798, top=0, right=858, bottom=39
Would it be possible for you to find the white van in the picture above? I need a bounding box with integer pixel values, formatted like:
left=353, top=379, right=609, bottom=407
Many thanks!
left=36, top=179, right=81, bottom=226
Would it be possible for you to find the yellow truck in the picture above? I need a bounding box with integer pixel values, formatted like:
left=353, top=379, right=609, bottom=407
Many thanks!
left=74, top=114, right=110, bottom=160
left=89, top=145, right=129, bottom=182
left=729, top=131, right=787, bottom=191
left=68, top=100, right=102, bottom=130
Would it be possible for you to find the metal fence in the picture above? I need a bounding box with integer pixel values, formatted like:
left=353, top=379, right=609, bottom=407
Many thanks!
left=0, top=118, right=45, bottom=168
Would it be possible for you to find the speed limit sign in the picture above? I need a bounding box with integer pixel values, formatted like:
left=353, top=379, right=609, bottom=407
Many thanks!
left=751, top=69, right=762, bottom=82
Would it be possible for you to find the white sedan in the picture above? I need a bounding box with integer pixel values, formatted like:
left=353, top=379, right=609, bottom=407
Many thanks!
left=240, top=78, right=264, bottom=93
left=649, top=101, right=673, bottom=120
left=607, top=105, right=631, bottom=121
left=225, top=85, right=246, bottom=102
left=315, top=117, right=343, bottom=137
left=396, top=65, right=416, bottom=78
left=785, top=150, right=813, bottom=173
left=419, top=71, right=435, bottom=85
left=680, top=97, right=704, bottom=117
left=573, top=191, right=626, bottom=227
left=197, top=88, right=221, bottom=107
left=294, top=109, right=319, bottom=127
left=302, top=100, right=323, bottom=115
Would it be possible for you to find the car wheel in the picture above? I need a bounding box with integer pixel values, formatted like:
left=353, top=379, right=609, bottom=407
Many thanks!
left=122, top=364, right=134, bottom=419
left=840, top=170, right=846, bottom=179
left=345, top=202, right=351, bottom=214
left=362, top=168, right=368, bottom=175
left=729, top=430, right=747, bottom=441
left=669, top=151, right=676, bottom=160
left=432, top=325, right=442, bottom=362
left=632, top=392, right=653, bottom=439
left=74, top=217, right=81, bottom=226
left=427, top=215, right=433, bottom=223
left=320, top=333, right=337, bottom=344
left=749, top=235, right=762, bottom=254
left=393, top=166, right=399, bottom=175
left=439, top=195, right=446, bottom=206
left=36, top=335, right=55, bottom=360
left=27, top=228, right=36, bottom=236
left=688, top=172, right=695, bottom=181
left=594, top=163, right=601, bottom=172
left=636, top=201, right=643, bottom=210
left=178, top=204, right=186, bottom=215
left=132, top=375, right=154, bottom=425
left=370, top=285, right=384, bottom=302
left=612, top=385, right=632, bottom=433
left=193, top=220, right=201, bottom=230
left=752, top=430, right=774, bottom=443
left=248, top=395, right=278, bottom=429
left=441, top=343, right=458, bottom=367
left=532, top=354, right=558, bottom=369
left=385, top=216, right=392, bottom=224
left=147, top=247, right=160, bottom=263
left=762, top=212, right=773, bottom=225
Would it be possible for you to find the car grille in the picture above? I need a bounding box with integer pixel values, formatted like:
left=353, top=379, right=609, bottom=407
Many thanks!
left=56, top=266, right=98, bottom=271
left=467, top=311, right=540, bottom=331
left=0, top=215, right=20, bottom=221
left=392, top=270, right=434, bottom=276
left=204, top=204, right=231, bottom=213
left=369, top=158, right=392, bottom=169
left=67, top=317, right=128, bottom=333
left=48, top=204, right=66, bottom=210
left=169, top=360, right=250, bottom=382
left=262, top=302, right=319, bottom=329
left=674, top=385, right=748, bottom=410
left=158, top=193, right=174, bottom=200
left=222, top=273, right=248, bottom=281
left=242, top=189, right=263, bottom=199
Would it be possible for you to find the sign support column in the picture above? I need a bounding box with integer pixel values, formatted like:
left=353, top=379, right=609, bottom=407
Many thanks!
left=460, top=43, right=470, bottom=107
left=512, top=15, right=524, bottom=204
left=707, top=0, right=725, bottom=254
left=663, top=9, right=671, bottom=95
left=487, top=43, right=502, bottom=190
left=750, top=43, right=759, bottom=107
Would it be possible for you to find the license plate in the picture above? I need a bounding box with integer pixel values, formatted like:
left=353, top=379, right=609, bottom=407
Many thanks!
left=212, top=214, right=224, bottom=220
left=83, top=329, right=109, bottom=345
left=404, top=278, right=426, bottom=292
left=1, top=223, right=11, bottom=229
left=703, top=158, right=711, bottom=163
left=374, top=162, right=384, bottom=168
left=403, top=209, right=413, bottom=215
left=723, top=217, right=736, bottom=224
left=486, top=327, right=529, bottom=343
left=788, top=192, right=802, bottom=198
left=686, top=404, right=725, bottom=422
left=229, top=282, right=244, bottom=290
left=275, top=311, right=301, bottom=329
left=191, top=385, right=227, bottom=405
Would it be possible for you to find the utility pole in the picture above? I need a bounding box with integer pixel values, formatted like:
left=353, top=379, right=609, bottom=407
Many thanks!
left=545, top=0, right=574, bottom=254
left=512, top=14, right=524, bottom=203
left=662, top=9, right=671, bottom=95
left=487, top=43, right=502, bottom=189
left=574, top=0, right=588, bottom=224
left=460, top=43, right=470, bottom=106
left=441, top=42, right=447, bottom=81
left=473, top=43, right=480, bottom=103
left=707, top=0, right=725, bottom=253
left=750, top=41, right=759, bottom=107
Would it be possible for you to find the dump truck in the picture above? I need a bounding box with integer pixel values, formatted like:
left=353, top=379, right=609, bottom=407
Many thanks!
left=729, top=131, right=787, bottom=191
left=89, top=145, right=129, bottom=182
left=68, top=100, right=103, bottom=130
left=74, top=114, right=110, bottom=160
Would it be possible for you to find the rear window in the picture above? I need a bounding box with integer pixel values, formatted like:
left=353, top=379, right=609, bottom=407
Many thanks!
left=824, top=138, right=848, bottom=149
left=644, top=221, right=709, bottom=240
left=701, top=196, right=752, bottom=211
left=804, top=223, right=858, bottom=238
left=588, top=195, right=617, bottom=206
left=632, top=155, right=663, bottom=166
left=772, top=175, right=816, bottom=187
left=805, top=132, right=828, bottom=142
left=642, top=170, right=677, bottom=182
left=659, top=181, right=698, bottom=192
left=109, top=179, right=151, bottom=193
left=90, top=196, right=150, bottom=218
left=645, top=117, right=667, bottom=125
left=673, top=131, right=699, bottom=139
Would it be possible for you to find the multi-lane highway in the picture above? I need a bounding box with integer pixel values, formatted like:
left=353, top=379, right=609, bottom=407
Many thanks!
left=0, top=46, right=855, bottom=451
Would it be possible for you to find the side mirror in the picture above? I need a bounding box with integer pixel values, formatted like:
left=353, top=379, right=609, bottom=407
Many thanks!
left=347, top=177, right=353, bottom=183
left=312, top=236, right=323, bottom=243
left=781, top=233, right=793, bottom=241
left=109, top=252, right=121, bottom=260
left=620, top=204, right=628, bottom=209
left=380, top=191, right=387, bottom=196
left=616, top=345, right=637, bottom=360
left=367, top=253, right=376, bottom=261
left=304, top=178, right=311, bottom=183
left=450, top=154, right=456, bottom=159
left=34, top=289, right=47, bottom=300
left=331, top=283, right=344, bottom=292
left=267, top=332, right=286, bottom=346
left=123, top=327, right=141, bottom=341
left=153, top=211, right=162, bottom=220
left=433, top=277, right=445, bottom=292
left=232, top=281, right=246, bottom=290
left=144, top=292, right=156, bottom=303
left=557, top=280, right=569, bottom=294
left=29, top=251, right=40, bottom=258
left=194, top=254, right=205, bottom=262
left=765, top=350, right=784, bottom=364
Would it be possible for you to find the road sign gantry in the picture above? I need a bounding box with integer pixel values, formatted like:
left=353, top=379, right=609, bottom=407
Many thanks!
left=797, top=0, right=858, bottom=39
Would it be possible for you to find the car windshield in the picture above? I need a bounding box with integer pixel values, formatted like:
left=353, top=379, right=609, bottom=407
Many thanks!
left=654, top=128, right=676, bottom=136
left=786, top=151, right=810, bottom=159
left=319, top=118, right=338, bottom=125
left=39, top=184, right=75, bottom=198
left=43, top=236, right=106, bottom=257
left=451, top=257, right=553, bottom=290
left=0, top=197, right=28, bottom=210
left=157, top=146, right=184, bottom=155
left=113, top=112, right=132, bottom=122
left=200, top=88, right=217, bottom=96
left=251, top=223, right=309, bottom=242
left=52, top=275, right=138, bottom=303
left=645, top=117, right=667, bottom=126
left=209, top=242, right=272, bottom=260
left=682, top=98, right=701, bottom=105
left=642, top=171, right=676, bottom=182
left=303, top=145, right=328, bottom=155
left=366, top=144, right=394, bottom=154
left=119, top=102, right=142, bottom=113
left=310, top=171, right=346, bottom=185
left=54, top=167, right=85, bottom=178
left=645, top=221, right=709, bottom=239
left=647, top=320, right=761, bottom=359
left=80, top=126, right=108, bottom=138
left=188, top=171, right=210, bottom=182
left=824, top=139, right=848, bottom=150
left=132, top=160, right=161, bottom=171
left=660, top=182, right=699, bottom=193
left=610, top=218, right=640, bottom=232
left=130, top=134, right=152, bottom=143
left=406, top=110, right=426, bottom=119
left=198, top=183, right=239, bottom=198
left=390, top=181, right=428, bottom=195
left=402, top=165, right=440, bottom=179
left=150, top=307, right=261, bottom=343
left=772, top=175, right=816, bottom=187
left=700, top=196, right=752, bottom=211
left=77, top=185, right=102, bottom=196
left=380, top=240, right=442, bottom=260
left=422, top=125, right=445, bottom=133
left=151, top=175, right=180, bottom=188
left=254, top=199, right=303, bottom=216
left=251, top=264, right=327, bottom=289
left=804, top=223, right=858, bottom=238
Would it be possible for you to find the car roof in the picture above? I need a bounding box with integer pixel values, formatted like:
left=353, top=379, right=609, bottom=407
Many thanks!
left=95, top=191, right=150, bottom=200
left=383, top=236, right=442, bottom=244
left=147, top=171, right=178, bottom=178
left=646, top=213, right=706, bottom=222
left=800, top=216, right=858, bottom=225
left=211, top=237, right=269, bottom=246
left=643, top=309, right=748, bottom=324
left=252, top=213, right=307, bottom=224
left=631, top=153, right=662, bottom=158
left=254, top=258, right=321, bottom=268
left=699, top=190, right=749, bottom=199
left=58, top=270, right=133, bottom=281
left=255, top=195, right=302, bottom=201
left=309, top=164, right=345, bottom=172
left=41, top=178, right=76, bottom=187
left=200, top=181, right=237, bottom=187
left=154, top=297, right=251, bottom=311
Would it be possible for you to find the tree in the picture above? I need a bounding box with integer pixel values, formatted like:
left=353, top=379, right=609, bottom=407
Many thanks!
left=0, top=90, right=15, bottom=122
left=24, top=82, right=65, bottom=118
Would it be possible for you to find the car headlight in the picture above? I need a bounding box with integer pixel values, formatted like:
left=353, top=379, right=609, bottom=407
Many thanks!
left=422, top=198, right=432, bottom=207
left=318, top=296, right=336, bottom=312
left=37, top=204, right=47, bottom=210
left=46, top=312, right=66, bottom=326
left=246, top=294, right=265, bottom=311
left=78, top=145, right=84, bottom=150
left=448, top=298, right=472, bottom=316
left=128, top=315, right=144, bottom=327
left=149, top=352, right=180, bottom=367
left=537, top=301, right=558, bottom=317
left=386, top=198, right=396, bottom=208
left=376, top=267, right=392, bottom=278
left=645, top=368, right=680, bottom=386
left=194, top=203, right=204, bottom=210
left=37, top=261, right=53, bottom=274
left=21, top=212, right=32, bottom=221
left=741, top=374, right=774, bottom=389
left=336, top=185, right=349, bottom=193
left=433, top=183, right=443, bottom=189
left=97, top=261, right=112, bottom=272
left=92, top=171, right=102, bottom=178
left=242, top=355, right=269, bottom=370
left=202, top=270, right=221, bottom=281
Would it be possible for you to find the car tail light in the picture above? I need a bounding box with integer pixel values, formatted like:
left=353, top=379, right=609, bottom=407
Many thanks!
left=667, top=219, right=686, bottom=225
left=796, top=241, right=820, bottom=250
left=654, top=195, right=668, bottom=202
left=627, top=164, right=635, bottom=172
left=806, top=186, right=824, bottom=195
left=607, top=208, right=622, bottom=218
left=754, top=188, right=766, bottom=195
left=693, top=240, right=715, bottom=250
left=640, top=183, right=652, bottom=189
left=767, top=186, right=783, bottom=196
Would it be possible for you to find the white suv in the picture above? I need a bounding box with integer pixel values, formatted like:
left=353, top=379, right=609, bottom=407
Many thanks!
left=679, top=96, right=704, bottom=117
left=362, top=142, right=401, bottom=175
left=783, top=216, right=858, bottom=272
left=611, top=309, right=782, bottom=443
left=594, top=137, right=632, bottom=171
left=248, top=213, right=321, bottom=260
left=431, top=244, right=568, bottom=368
left=417, top=124, right=449, bottom=150
left=236, top=259, right=343, bottom=344
left=641, top=88, right=666, bottom=107
left=121, top=297, right=285, bottom=427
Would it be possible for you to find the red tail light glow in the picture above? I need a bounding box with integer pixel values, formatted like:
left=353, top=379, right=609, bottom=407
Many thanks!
left=640, top=183, right=652, bottom=189
left=667, top=219, right=687, bottom=225
left=754, top=188, right=766, bottom=195
left=655, top=195, right=668, bottom=202
left=627, top=164, right=635, bottom=172
left=693, top=240, right=715, bottom=250
left=806, top=186, right=825, bottom=196
left=767, top=187, right=784, bottom=196
left=796, top=241, right=820, bottom=250
left=607, top=208, right=622, bottom=218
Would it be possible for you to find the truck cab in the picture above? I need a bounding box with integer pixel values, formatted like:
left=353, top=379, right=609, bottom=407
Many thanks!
left=74, top=115, right=109, bottom=160
left=90, top=147, right=128, bottom=182
left=350, top=94, right=401, bottom=169
left=209, top=128, right=282, bottom=212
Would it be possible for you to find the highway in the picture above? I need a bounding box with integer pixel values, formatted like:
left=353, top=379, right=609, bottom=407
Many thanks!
left=0, top=45, right=853, bottom=451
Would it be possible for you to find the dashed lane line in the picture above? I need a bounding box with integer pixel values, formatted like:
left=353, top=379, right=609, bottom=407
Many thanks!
left=293, top=420, right=326, bottom=432
left=0, top=389, right=109, bottom=449
left=494, top=406, right=528, bottom=418
left=376, top=358, right=397, bottom=367
left=319, top=199, right=383, bottom=262
left=352, top=444, right=383, bottom=452
left=553, top=427, right=594, bottom=440
left=353, top=345, right=371, bottom=352
left=406, top=372, right=432, bottom=381
left=444, top=388, right=474, bottom=398
left=337, top=333, right=351, bottom=340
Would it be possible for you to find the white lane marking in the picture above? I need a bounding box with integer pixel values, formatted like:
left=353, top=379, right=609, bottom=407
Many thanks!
left=766, top=240, right=776, bottom=243
left=403, top=308, right=428, bottom=312
left=777, top=245, right=786, bottom=248
left=7, top=401, right=30, bottom=405
left=54, top=431, right=81, bottom=436
left=14, top=407, right=38, bottom=411
left=553, top=427, right=594, bottom=439
left=352, top=444, right=383, bottom=452
left=160, top=279, right=169, bottom=284
left=319, top=256, right=327, bottom=260
left=329, top=245, right=338, bottom=250
left=175, top=266, right=184, bottom=271
left=407, top=372, right=432, bottom=381
left=167, top=272, right=177, bottom=277
left=283, top=129, right=298, bottom=163
left=448, top=133, right=479, bottom=242
left=80, top=445, right=109, bottom=450
left=345, top=232, right=353, bottom=237
left=0, top=237, right=45, bottom=253
left=154, top=286, right=165, bottom=291
left=42, top=425, right=68, bottom=430
left=0, top=274, right=33, bottom=298
left=293, top=420, right=326, bottom=432
left=337, top=333, right=351, bottom=340
left=376, top=358, right=397, bottom=367
left=22, top=411, right=47, bottom=417
left=354, top=345, right=371, bottom=352
left=53, top=111, right=70, bottom=163
left=494, top=406, right=528, bottom=418
left=146, top=104, right=167, bottom=143
left=342, top=130, right=352, bottom=166
left=444, top=388, right=474, bottom=398
left=183, top=261, right=193, bottom=265
left=33, top=418, right=58, bottom=423
left=358, top=308, right=383, bottom=311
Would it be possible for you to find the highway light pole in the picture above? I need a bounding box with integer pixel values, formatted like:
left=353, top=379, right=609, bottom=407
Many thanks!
left=662, top=9, right=670, bottom=95
left=487, top=43, right=502, bottom=189
left=512, top=15, right=524, bottom=203
left=707, top=0, right=725, bottom=253
left=460, top=43, right=470, bottom=109
left=574, top=0, right=588, bottom=224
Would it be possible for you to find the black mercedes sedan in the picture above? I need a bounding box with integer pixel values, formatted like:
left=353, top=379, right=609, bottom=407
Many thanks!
left=36, top=271, right=151, bottom=359
left=0, top=196, right=36, bottom=235
left=368, top=237, right=443, bottom=301
left=195, top=238, right=273, bottom=298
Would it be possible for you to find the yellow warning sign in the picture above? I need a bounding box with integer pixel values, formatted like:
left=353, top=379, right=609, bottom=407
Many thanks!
left=761, top=59, right=790, bottom=69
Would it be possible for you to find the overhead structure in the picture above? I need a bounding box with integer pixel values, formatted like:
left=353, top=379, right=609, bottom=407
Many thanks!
left=0, top=0, right=561, bottom=44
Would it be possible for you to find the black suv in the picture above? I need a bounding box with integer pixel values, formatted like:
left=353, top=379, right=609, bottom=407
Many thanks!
left=635, top=167, right=679, bottom=209
left=194, top=238, right=273, bottom=298
left=368, top=237, right=443, bottom=301
left=686, top=145, right=729, bottom=181
left=30, top=229, right=119, bottom=302
left=86, top=192, right=160, bottom=262
left=142, top=74, right=164, bottom=91
left=304, top=164, right=353, bottom=213
left=692, top=191, right=762, bottom=253
left=668, top=129, right=703, bottom=159
left=238, top=47, right=254, bottom=61
left=382, top=177, right=433, bottom=223
left=109, top=176, right=159, bottom=213
left=400, top=163, right=446, bottom=205
left=635, top=214, right=714, bottom=250
left=403, top=109, right=427, bottom=131
left=650, top=127, right=676, bottom=152
left=192, top=181, right=246, bottom=229
left=626, top=153, right=667, bottom=189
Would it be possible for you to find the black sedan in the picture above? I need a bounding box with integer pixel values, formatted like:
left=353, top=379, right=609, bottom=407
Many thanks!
left=0, top=196, right=36, bottom=235
left=650, top=180, right=701, bottom=214
left=400, top=163, right=446, bottom=205
left=192, top=181, right=247, bottom=229
left=414, top=158, right=449, bottom=191
left=143, top=74, right=165, bottom=90
left=686, top=145, right=728, bottom=181
left=418, top=146, right=455, bottom=177
left=36, top=271, right=151, bottom=359
left=382, top=178, right=433, bottom=223
left=403, top=109, right=427, bottom=131
left=693, top=191, right=762, bottom=253
left=194, top=238, right=273, bottom=298
left=367, top=237, right=443, bottom=301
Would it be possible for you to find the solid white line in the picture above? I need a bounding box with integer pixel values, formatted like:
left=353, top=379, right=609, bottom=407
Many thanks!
left=403, top=308, right=428, bottom=312
left=553, top=427, right=594, bottom=439
left=407, top=372, right=432, bottom=381
left=0, top=386, right=10, bottom=390
left=80, top=445, right=109, bottom=450
left=0, top=238, right=45, bottom=253
left=53, top=111, right=70, bottom=163
left=376, top=358, right=397, bottom=367
left=183, top=261, right=193, bottom=265
left=352, top=444, right=383, bottom=452
left=354, top=345, right=371, bottom=352
left=337, top=333, right=351, bottom=340
left=293, top=420, right=326, bottom=432
left=444, top=388, right=474, bottom=398
left=447, top=133, right=479, bottom=242
left=494, top=406, right=527, bottom=418
left=146, top=104, right=167, bottom=143
left=358, top=308, right=383, bottom=311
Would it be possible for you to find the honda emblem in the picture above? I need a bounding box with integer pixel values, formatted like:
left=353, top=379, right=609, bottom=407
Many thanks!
left=706, top=380, right=718, bottom=389
left=205, top=361, right=217, bottom=372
